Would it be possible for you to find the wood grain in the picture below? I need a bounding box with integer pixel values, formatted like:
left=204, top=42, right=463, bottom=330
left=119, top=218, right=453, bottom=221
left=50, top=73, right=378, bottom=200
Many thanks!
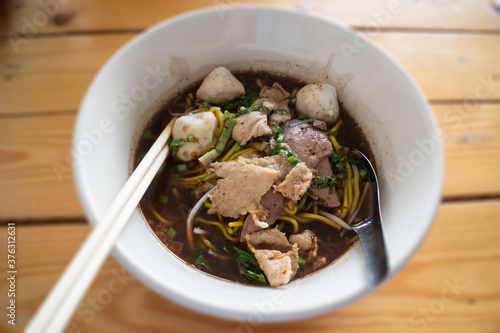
left=0, top=200, right=498, bottom=332
left=370, top=32, right=500, bottom=102
left=0, top=1, right=499, bottom=332
left=434, top=103, right=500, bottom=199
left=1, top=31, right=500, bottom=115
left=1, top=104, right=499, bottom=220
left=0, top=34, right=133, bottom=115
left=0, top=114, right=82, bottom=220
left=1, top=0, right=499, bottom=35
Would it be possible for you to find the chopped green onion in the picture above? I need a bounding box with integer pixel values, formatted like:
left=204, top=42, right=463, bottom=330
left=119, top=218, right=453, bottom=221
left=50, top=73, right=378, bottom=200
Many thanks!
left=167, top=227, right=176, bottom=239
left=169, top=138, right=185, bottom=150
left=330, top=148, right=347, bottom=177
left=285, top=150, right=300, bottom=165
left=289, top=119, right=316, bottom=127
left=187, top=135, right=194, bottom=142
left=347, top=151, right=358, bottom=165
left=160, top=195, right=169, bottom=205
left=169, top=174, right=180, bottom=186
left=175, top=164, right=187, bottom=172
left=270, top=127, right=301, bottom=165
left=195, top=254, right=212, bottom=271
left=235, top=103, right=270, bottom=118
left=290, top=97, right=297, bottom=104
left=220, top=91, right=261, bottom=112
left=298, top=256, right=306, bottom=265
left=297, top=114, right=305, bottom=120
left=143, top=130, right=152, bottom=139
left=194, top=183, right=202, bottom=191
left=359, top=169, right=367, bottom=179
left=288, top=155, right=299, bottom=165
left=311, top=175, right=339, bottom=190
left=270, top=127, right=285, bottom=155
left=203, top=101, right=210, bottom=110
left=199, top=116, right=237, bottom=167
left=258, top=142, right=269, bottom=152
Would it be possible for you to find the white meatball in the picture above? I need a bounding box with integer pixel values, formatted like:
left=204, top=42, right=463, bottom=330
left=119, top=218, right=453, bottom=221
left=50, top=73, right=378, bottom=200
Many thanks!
left=196, top=67, right=245, bottom=104
left=296, top=83, right=340, bottom=124
left=172, top=112, right=218, bottom=162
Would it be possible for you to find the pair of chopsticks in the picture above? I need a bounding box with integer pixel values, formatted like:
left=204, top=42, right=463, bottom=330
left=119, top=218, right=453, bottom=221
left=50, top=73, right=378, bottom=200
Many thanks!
left=26, top=118, right=178, bottom=333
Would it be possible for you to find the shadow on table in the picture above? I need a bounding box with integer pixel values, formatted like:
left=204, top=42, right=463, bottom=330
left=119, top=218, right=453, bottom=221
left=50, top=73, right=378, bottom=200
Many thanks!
left=0, top=0, right=15, bottom=35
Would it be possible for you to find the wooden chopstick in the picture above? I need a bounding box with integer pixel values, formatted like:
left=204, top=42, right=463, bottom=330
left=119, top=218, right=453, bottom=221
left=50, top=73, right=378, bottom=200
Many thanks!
left=25, top=117, right=177, bottom=333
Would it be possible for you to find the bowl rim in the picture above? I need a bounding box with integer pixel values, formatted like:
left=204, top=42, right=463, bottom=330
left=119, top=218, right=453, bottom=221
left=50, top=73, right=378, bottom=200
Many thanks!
left=73, top=4, right=444, bottom=322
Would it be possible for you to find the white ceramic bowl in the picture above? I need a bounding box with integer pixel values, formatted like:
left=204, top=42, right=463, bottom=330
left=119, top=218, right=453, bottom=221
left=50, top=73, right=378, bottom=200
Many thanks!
left=73, top=5, right=444, bottom=323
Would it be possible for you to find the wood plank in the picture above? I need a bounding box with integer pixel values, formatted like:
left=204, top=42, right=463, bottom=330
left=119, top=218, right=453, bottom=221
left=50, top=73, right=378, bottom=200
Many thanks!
left=0, top=200, right=499, bottom=332
left=369, top=32, right=500, bottom=103
left=1, top=103, right=499, bottom=220
left=0, top=114, right=83, bottom=220
left=435, top=103, right=500, bottom=199
left=0, top=34, right=134, bottom=115
left=1, top=32, right=499, bottom=117
left=1, top=0, right=499, bottom=35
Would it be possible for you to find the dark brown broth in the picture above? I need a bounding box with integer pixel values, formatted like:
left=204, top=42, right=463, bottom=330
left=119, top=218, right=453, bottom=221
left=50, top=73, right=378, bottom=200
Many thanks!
left=134, top=71, right=372, bottom=285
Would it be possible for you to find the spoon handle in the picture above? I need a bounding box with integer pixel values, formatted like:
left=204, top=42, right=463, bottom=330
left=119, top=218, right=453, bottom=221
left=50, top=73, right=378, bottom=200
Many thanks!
left=352, top=218, right=389, bottom=285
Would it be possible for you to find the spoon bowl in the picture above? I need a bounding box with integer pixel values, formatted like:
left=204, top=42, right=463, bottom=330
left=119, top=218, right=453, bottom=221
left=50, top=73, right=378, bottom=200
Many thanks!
left=351, top=149, right=389, bottom=285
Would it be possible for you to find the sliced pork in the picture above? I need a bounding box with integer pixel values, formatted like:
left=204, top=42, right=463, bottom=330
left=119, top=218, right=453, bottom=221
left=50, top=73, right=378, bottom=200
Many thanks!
left=274, top=162, right=312, bottom=202
left=270, top=110, right=292, bottom=127
left=208, top=160, right=279, bottom=218
left=246, top=228, right=299, bottom=287
left=232, top=111, right=272, bottom=145
left=238, top=154, right=294, bottom=184
left=252, top=82, right=290, bottom=112
left=252, top=82, right=292, bottom=126
left=289, top=230, right=318, bottom=259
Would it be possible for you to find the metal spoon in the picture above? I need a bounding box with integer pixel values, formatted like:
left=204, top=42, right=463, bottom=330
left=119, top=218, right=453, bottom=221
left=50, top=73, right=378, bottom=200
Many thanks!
left=351, top=149, right=389, bottom=286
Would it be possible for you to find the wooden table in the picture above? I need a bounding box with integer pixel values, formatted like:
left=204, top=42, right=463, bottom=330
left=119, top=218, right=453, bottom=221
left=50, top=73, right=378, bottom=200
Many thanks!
left=1, top=1, right=499, bottom=332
